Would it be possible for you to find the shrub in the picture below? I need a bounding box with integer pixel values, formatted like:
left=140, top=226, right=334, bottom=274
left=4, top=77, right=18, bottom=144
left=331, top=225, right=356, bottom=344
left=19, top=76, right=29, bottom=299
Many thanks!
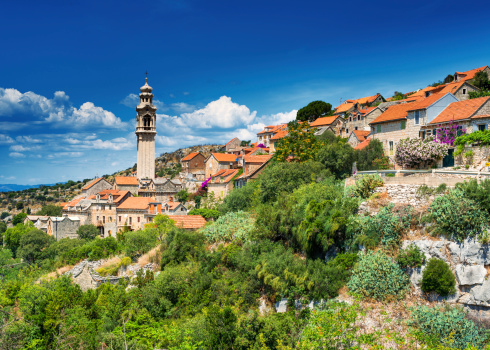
left=355, top=139, right=385, bottom=171
left=187, top=208, right=221, bottom=220
left=160, top=229, right=205, bottom=268
left=12, top=213, right=27, bottom=226
left=347, top=251, right=409, bottom=300
left=317, top=142, right=355, bottom=179
left=347, top=204, right=411, bottom=248
left=220, top=180, right=259, bottom=213
left=76, top=225, right=99, bottom=240
left=457, top=179, right=490, bottom=216
left=411, top=305, right=486, bottom=349
left=428, top=189, right=488, bottom=242
left=201, top=211, right=255, bottom=243
left=395, top=136, right=448, bottom=168
left=386, top=172, right=395, bottom=177
left=351, top=174, right=383, bottom=199
left=421, top=258, right=456, bottom=297
left=124, top=230, right=157, bottom=259
left=396, top=244, right=425, bottom=268
left=322, top=253, right=359, bottom=298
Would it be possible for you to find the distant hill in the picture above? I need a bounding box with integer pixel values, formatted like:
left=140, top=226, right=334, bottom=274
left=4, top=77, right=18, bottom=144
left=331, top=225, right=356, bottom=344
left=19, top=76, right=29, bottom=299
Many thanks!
left=0, top=183, right=57, bottom=192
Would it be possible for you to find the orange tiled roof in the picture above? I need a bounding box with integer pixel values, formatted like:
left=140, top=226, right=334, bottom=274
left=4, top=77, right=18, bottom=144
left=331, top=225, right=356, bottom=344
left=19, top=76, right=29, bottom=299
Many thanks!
left=334, top=102, right=356, bottom=114
left=335, top=94, right=381, bottom=110
left=455, top=66, right=488, bottom=82
left=210, top=169, right=240, bottom=183
left=352, top=130, right=370, bottom=142
left=429, top=97, right=490, bottom=124
left=406, top=93, right=446, bottom=111
left=471, top=114, right=490, bottom=119
left=59, top=202, right=67, bottom=207
left=64, top=197, right=84, bottom=209
left=114, top=176, right=139, bottom=186
left=270, top=130, right=288, bottom=141
left=212, top=153, right=238, bottom=162
left=164, top=201, right=182, bottom=210
left=166, top=215, right=207, bottom=229
left=437, top=81, right=472, bottom=95
left=82, top=178, right=104, bottom=190
left=117, top=197, right=153, bottom=210
left=354, top=138, right=371, bottom=150
left=370, top=102, right=415, bottom=125
left=358, top=107, right=376, bottom=115
left=181, top=152, right=200, bottom=162
left=244, top=154, right=273, bottom=163
left=310, top=116, right=339, bottom=127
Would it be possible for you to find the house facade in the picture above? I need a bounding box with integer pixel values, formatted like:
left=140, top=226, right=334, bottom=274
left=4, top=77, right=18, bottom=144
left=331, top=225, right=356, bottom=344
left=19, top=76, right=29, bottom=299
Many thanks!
left=256, top=124, right=287, bottom=147
left=205, top=153, right=238, bottom=178
left=47, top=216, right=81, bottom=240
left=82, top=178, right=112, bottom=197
left=114, top=176, right=139, bottom=194
left=181, top=152, right=206, bottom=174
left=345, top=107, right=383, bottom=136
left=224, top=137, right=241, bottom=152
left=207, top=169, right=240, bottom=199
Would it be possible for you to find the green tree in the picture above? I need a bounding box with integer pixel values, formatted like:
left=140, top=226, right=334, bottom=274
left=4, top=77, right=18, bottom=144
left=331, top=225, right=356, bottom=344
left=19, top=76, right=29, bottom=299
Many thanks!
left=176, top=189, right=189, bottom=203
left=355, top=138, right=386, bottom=171
left=296, top=100, right=332, bottom=122
left=1, top=212, right=8, bottom=220
left=36, top=204, right=62, bottom=216
left=17, top=229, right=54, bottom=263
left=317, top=142, right=355, bottom=179
left=421, top=258, right=456, bottom=297
left=204, top=306, right=238, bottom=350
left=16, top=202, right=24, bottom=210
left=12, top=213, right=27, bottom=226
left=472, top=71, right=490, bottom=90
left=153, top=214, right=176, bottom=240
left=0, top=221, right=6, bottom=234
left=443, top=74, right=454, bottom=84
left=76, top=224, right=99, bottom=240
left=274, top=120, right=323, bottom=162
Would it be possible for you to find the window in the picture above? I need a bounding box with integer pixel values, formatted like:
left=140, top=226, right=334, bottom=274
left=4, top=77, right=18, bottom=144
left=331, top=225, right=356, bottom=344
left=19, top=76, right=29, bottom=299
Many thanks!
left=415, top=111, right=420, bottom=125
left=389, top=141, right=394, bottom=155
left=349, top=117, right=352, bottom=122
left=401, top=120, right=406, bottom=130
left=346, top=129, right=349, bottom=134
left=357, top=115, right=361, bottom=121
left=479, top=124, right=486, bottom=131
left=137, top=217, right=140, bottom=223
left=376, top=125, right=381, bottom=133
left=96, top=216, right=99, bottom=221
left=432, top=129, right=437, bottom=136
left=463, top=88, right=467, bottom=95
left=457, top=126, right=463, bottom=136
left=103, top=216, right=105, bottom=223
left=109, top=217, right=112, bottom=222
left=355, top=127, right=358, bottom=130
left=419, top=131, right=425, bottom=140
left=129, top=217, right=132, bottom=224
left=119, top=216, right=121, bottom=222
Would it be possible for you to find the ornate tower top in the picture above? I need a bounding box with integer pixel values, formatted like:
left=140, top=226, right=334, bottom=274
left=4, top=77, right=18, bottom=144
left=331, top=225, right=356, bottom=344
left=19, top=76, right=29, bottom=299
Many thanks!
left=136, top=76, right=157, bottom=133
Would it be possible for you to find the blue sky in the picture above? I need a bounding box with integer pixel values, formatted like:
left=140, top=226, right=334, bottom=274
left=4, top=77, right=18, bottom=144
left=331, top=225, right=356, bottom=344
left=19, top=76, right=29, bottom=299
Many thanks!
left=1, top=0, right=490, bottom=185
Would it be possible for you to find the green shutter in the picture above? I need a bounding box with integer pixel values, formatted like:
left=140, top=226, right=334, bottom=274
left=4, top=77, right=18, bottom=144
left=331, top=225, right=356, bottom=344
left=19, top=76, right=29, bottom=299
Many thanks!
left=401, top=120, right=406, bottom=130
left=377, top=124, right=381, bottom=133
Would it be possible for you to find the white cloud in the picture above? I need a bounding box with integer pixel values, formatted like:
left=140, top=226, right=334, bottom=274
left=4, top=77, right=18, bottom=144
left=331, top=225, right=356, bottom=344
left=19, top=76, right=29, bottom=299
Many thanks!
left=181, top=96, right=256, bottom=129
left=47, top=152, right=83, bottom=159
left=10, top=145, right=31, bottom=152
left=16, top=135, right=42, bottom=143
left=0, top=134, right=14, bottom=144
left=183, top=92, right=190, bottom=96
left=170, top=102, right=196, bottom=113
left=9, top=152, right=25, bottom=158
left=120, top=93, right=140, bottom=107
left=0, top=88, right=127, bottom=130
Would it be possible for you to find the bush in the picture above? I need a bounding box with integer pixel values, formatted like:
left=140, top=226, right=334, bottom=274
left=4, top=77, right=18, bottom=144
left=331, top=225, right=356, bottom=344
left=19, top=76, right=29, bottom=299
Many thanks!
left=322, top=253, right=359, bottom=298
left=201, top=211, right=255, bottom=243
left=428, top=189, right=488, bottom=242
left=351, top=174, right=383, bottom=199
left=457, top=179, right=490, bottom=216
left=220, top=180, right=259, bottom=213
left=160, top=229, right=205, bottom=268
left=395, top=137, right=448, bottom=168
left=187, top=208, right=221, bottom=220
left=12, top=213, right=27, bottom=226
left=17, top=229, right=54, bottom=263
left=411, top=305, right=486, bottom=349
left=76, top=225, right=99, bottom=240
left=347, top=204, right=411, bottom=248
left=347, top=251, right=409, bottom=300
left=317, top=142, right=355, bottom=179
left=355, top=139, right=385, bottom=171
left=396, top=244, right=425, bottom=268
left=35, top=204, right=62, bottom=217
left=124, top=230, right=157, bottom=260
left=421, top=258, right=456, bottom=297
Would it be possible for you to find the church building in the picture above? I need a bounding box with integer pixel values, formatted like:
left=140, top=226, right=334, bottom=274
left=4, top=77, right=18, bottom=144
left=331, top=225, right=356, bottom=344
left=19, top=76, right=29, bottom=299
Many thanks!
left=136, top=77, right=157, bottom=180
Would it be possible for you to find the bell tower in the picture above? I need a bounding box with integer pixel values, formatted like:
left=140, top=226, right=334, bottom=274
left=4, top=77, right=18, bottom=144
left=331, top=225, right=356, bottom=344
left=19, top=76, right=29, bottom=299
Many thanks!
left=136, top=76, right=157, bottom=180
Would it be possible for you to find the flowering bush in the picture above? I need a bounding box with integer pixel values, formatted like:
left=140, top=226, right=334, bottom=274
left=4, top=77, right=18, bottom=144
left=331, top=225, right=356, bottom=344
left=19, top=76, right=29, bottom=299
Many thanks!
left=434, top=121, right=464, bottom=146
left=201, top=177, right=211, bottom=190
left=257, top=143, right=266, bottom=148
left=395, top=136, right=448, bottom=168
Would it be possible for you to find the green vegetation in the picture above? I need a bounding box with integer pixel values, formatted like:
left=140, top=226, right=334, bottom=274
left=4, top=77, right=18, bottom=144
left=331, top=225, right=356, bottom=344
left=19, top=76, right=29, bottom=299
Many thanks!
left=188, top=207, right=221, bottom=220
left=454, top=130, right=490, bottom=156
left=274, top=120, right=324, bottom=163
left=201, top=211, right=255, bottom=242
left=76, top=224, right=99, bottom=240
left=421, top=258, right=456, bottom=297
left=296, top=100, right=332, bottom=122
left=349, top=174, right=383, bottom=199
left=35, top=204, right=63, bottom=216
left=397, top=244, right=426, bottom=269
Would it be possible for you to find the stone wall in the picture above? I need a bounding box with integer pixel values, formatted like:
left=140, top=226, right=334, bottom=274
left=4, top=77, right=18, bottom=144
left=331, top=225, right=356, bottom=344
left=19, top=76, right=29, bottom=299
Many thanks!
left=455, top=145, right=490, bottom=170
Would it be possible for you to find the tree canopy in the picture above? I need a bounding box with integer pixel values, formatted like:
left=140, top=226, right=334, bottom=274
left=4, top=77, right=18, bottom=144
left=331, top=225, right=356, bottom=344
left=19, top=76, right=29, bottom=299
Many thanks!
left=472, top=71, right=490, bottom=90
left=36, top=204, right=63, bottom=217
left=296, top=100, right=332, bottom=122
left=274, top=121, right=323, bottom=163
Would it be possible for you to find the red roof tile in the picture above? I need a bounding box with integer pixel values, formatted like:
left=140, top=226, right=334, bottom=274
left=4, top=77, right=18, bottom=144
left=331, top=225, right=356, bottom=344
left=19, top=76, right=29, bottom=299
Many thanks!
left=270, top=130, right=288, bottom=141
left=310, top=116, right=339, bottom=127
left=354, top=138, right=371, bottom=150
left=212, top=153, right=238, bottom=162
left=63, top=197, right=84, bottom=209
left=82, top=178, right=104, bottom=190
left=117, top=197, right=154, bottom=210
left=210, top=169, right=240, bottom=183
left=406, top=93, right=446, bottom=111
left=181, top=152, right=200, bottom=161
left=166, top=215, right=207, bottom=229
left=455, top=66, right=489, bottom=82
left=429, top=97, right=490, bottom=124
left=370, top=102, right=415, bottom=125
left=352, top=130, right=370, bottom=142
left=244, top=154, right=273, bottom=163
left=114, top=176, right=139, bottom=186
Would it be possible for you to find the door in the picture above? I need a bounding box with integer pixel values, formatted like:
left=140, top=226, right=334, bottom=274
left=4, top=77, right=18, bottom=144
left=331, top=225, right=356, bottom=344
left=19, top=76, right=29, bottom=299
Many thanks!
left=443, top=148, right=454, bottom=167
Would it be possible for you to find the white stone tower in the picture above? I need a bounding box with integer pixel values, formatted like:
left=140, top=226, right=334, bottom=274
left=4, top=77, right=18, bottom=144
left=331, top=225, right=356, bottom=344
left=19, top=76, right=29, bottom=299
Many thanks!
left=136, top=77, right=157, bottom=180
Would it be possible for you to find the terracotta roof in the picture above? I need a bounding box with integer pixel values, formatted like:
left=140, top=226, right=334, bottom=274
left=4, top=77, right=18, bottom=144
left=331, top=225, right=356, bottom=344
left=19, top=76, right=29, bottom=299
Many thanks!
left=257, top=124, right=286, bottom=135
left=244, top=154, right=273, bottom=163
left=335, top=94, right=381, bottom=110
left=181, top=152, right=200, bottom=162
left=334, top=102, right=355, bottom=114
left=99, top=189, right=121, bottom=195
left=82, top=178, right=104, bottom=190
left=437, top=81, right=468, bottom=95
left=114, top=176, right=139, bottom=186
left=370, top=102, right=415, bottom=125
left=166, top=215, right=207, bottom=229
left=358, top=107, right=376, bottom=115
left=117, top=197, right=154, bottom=210
left=352, top=130, right=370, bottom=142
left=354, top=138, right=371, bottom=150
left=455, top=66, right=488, bottom=82
left=212, top=153, right=238, bottom=163
left=164, top=201, right=182, bottom=210
left=429, top=97, right=490, bottom=124
left=471, top=114, right=490, bottom=119
left=406, top=93, right=446, bottom=111
left=270, top=130, right=288, bottom=141
left=226, top=137, right=240, bottom=146
left=64, top=197, right=84, bottom=209
left=310, top=116, right=339, bottom=127
left=210, top=169, right=240, bottom=183
left=59, top=202, right=67, bottom=207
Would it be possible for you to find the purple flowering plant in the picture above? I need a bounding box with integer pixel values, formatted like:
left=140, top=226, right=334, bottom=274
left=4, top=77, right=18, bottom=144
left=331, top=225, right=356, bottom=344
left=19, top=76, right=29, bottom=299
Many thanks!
left=434, top=121, right=465, bottom=146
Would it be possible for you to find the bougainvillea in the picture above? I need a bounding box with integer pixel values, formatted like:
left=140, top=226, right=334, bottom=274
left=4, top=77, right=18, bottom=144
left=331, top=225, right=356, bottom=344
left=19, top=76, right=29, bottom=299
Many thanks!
left=395, top=136, right=448, bottom=168
left=434, top=121, right=465, bottom=146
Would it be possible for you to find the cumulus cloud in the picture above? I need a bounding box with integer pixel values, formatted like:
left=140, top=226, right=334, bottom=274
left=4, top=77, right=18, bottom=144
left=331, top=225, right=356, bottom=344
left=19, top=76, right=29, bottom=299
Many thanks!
left=9, top=152, right=25, bottom=158
left=0, top=88, right=127, bottom=130
left=120, top=93, right=166, bottom=110
left=180, top=96, right=256, bottom=129
left=0, top=134, right=14, bottom=144
left=170, top=102, right=195, bottom=113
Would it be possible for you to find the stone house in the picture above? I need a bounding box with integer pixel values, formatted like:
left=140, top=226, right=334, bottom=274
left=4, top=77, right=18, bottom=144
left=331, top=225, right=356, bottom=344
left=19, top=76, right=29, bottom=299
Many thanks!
left=257, top=124, right=287, bottom=147
left=205, top=153, right=239, bottom=178
left=138, top=177, right=182, bottom=202
left=81, top=178, right=112, bottom=197
left=345, top=107, right=383, bottom=136
left=180, top=152, right=206, bottom=175
left=309, top=115, right=346, bottom=137
left=207, top=169, right=240, bottom=199
left=235, top=155, right=272, bottom=188
left=114, top=176, right=139, bottom=195
left=436, top=81, right=480, bottom=101
left=454, top=65, right=490, bottom=83
left=47, top=216, right=80, bottom=240
left=370, top=93, right=458, bottom=156
left=425, top=96, right=490, bottom=134
left=269, top=130, right=288, bottom=153
left=224, top=137, right=241, bottom=152
left=347, top=130, right=371, bottom=148
left=116, top=197, right=158, bottom=231
left=24, top=215, right=49, bottom=232
left=333, top=93, right=384, bottom=116
left=161, top=201, right=188, bottom=215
